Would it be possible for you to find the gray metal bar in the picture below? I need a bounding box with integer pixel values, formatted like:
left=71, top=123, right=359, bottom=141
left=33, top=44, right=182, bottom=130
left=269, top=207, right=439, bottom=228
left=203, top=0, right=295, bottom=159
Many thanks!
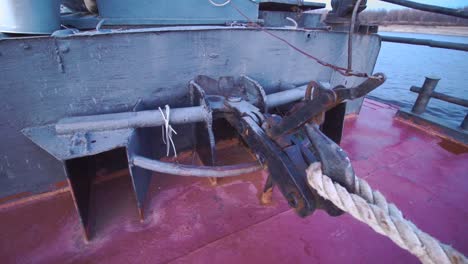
left=461, top=114, right=468, bottom=130
left=410, top=86, right=468, bottom=108
left=380, top=0, right=468, bottom=19
left=381, top=35, right=468, bottom=52
left=411, top=76, right=440, bottom=114
left=266, top=85, right=307, bottom=109
left=131, top=155, right=262, bottom=177
left=56, top=106, right=206, bottom=134
left=56, top=86, right=313, bottom=134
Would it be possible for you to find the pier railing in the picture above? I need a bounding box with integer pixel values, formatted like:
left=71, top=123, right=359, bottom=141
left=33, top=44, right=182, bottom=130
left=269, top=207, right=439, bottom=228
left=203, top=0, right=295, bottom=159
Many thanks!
left=377, top=0, right=468, bottom=52
left=397, top=76, right=468, bottom=144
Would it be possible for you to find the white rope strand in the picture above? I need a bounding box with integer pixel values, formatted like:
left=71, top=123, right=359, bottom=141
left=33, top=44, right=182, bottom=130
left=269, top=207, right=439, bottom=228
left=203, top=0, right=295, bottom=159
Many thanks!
left=306, top=162, right=467, bottom=264
left=158, top=105, right=178, bottom=157
left=285, top=17, right=298, bottom=29
left=208, top=0, right=231, bottom=7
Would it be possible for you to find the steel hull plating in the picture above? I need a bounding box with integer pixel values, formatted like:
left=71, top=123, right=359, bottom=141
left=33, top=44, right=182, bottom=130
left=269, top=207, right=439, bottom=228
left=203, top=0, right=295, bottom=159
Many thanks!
left=0, top=27, right=380, bottom=199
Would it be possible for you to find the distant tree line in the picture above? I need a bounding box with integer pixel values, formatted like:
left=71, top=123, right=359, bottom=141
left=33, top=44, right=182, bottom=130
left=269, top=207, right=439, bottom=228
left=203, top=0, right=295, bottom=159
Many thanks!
left=359, top=7, right=468, bottom=26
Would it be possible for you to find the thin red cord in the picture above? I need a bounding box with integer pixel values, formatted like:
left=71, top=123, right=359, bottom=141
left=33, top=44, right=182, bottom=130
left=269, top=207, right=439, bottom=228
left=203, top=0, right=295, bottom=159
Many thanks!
left=229, top=2, right=377, bottom=79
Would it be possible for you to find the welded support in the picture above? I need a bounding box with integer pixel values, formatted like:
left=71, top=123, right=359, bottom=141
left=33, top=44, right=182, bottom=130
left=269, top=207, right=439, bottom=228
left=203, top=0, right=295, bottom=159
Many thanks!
left=261, top=174, right=274, bottom=204
left=190, top=80, right=218, bottom=185
left=126, top=128, right=155, bottom=220
left=321, top=102, right=346, bottom=144
left=64, top=157, right=96, bottom=241
left=411, top=76, right=440, bottom=114
left=461, top=114, right=468, bottom=131
left=190, top=81, right=216, bottom=166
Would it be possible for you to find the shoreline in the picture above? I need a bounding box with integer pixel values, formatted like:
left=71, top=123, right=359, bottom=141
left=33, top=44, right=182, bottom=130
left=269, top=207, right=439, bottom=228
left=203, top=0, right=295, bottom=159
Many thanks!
left=378, top=25, right=468, bottom=37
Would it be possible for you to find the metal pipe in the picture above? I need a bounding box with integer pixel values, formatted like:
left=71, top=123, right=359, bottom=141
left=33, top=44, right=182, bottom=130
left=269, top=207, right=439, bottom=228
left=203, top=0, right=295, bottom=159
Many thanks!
left=380, top=0, right=468, bottom=19
left=381, top=35, right=468, bottom=52
left=56, top=106, right=206, bottom=134
left=57, top=86, right=314, bottom=134
left=266, top=85, right=307, bottom=109
left=410, top=86, right=468, bottom=108
left=131, top=155, right=263, bottom=177
left=411, top=76, right=440, bottom=114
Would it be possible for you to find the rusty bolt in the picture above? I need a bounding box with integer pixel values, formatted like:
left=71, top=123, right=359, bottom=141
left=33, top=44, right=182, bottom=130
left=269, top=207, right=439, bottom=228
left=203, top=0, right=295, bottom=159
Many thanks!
left=287, top=193, right=299, bottom=208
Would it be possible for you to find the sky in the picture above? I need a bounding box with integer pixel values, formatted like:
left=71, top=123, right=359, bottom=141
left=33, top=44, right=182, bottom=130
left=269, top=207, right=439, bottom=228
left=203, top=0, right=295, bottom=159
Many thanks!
left=310, top=0, right=467, bottom=10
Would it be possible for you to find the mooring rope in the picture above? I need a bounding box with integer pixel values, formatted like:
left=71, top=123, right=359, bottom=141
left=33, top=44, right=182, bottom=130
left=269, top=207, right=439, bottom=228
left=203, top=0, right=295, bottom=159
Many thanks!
left=306, top=162, right=467, bottom=264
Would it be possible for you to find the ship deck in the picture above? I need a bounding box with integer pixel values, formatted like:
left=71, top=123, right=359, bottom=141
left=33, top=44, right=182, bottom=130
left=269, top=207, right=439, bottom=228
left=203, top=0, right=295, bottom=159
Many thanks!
left=1, top=99, right=467, bottom=264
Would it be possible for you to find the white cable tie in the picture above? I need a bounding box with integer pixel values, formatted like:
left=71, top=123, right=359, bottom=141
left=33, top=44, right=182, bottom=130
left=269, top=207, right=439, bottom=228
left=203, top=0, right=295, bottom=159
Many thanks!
left=158, top=105, right=178, bottom=157
left=208, top=0, right=231, bottom=7
left=286, top=17, right=298, bottom=29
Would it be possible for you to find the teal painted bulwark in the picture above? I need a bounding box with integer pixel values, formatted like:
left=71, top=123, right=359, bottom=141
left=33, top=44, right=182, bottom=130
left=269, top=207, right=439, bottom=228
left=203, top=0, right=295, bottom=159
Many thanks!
left=97, top=0, right=259, bottom=24
left=0, top=26, right=380, bottom=199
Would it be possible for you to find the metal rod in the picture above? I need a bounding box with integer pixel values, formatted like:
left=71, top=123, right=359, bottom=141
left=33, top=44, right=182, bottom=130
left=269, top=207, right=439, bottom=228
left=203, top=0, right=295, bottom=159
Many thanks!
left=410, top=86, right=468, bottom=108
left=56, top=106, right=206, bottom=134
left=266, top=85, right=307, bottom=109
left=380, top=0, right=468, bottom=19
left=461, top=114, right=468, bottom=130
left=411, top=76, right=440, bottom=114
left=56, top=86, right=312, bottom=134
left=348, top=0, right=363, bottom=71
left=381, top=36, right=468, bottom=52
left=131, top=155, right=262, bottom=177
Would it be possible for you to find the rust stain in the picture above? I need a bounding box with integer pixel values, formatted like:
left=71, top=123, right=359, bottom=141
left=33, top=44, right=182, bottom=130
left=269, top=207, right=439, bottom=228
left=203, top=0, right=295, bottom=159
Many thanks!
left=261, top=187, right=273, bottom=205
left=208, top=177, right=218, bottom=186
left=0, top=191, right=32, bottom=205
left=395, top=116, right=468, bottom=147
left=55, top=180, right=69, bottom=189
left=138, top=208, right=145, bottom=222
left=0, top=169, right=130, bottom=211
left=344, top=113, right=358, bottom=119
left=437, top=138, right=468, bottom=155
left=0, top=188, right=70, bottom=211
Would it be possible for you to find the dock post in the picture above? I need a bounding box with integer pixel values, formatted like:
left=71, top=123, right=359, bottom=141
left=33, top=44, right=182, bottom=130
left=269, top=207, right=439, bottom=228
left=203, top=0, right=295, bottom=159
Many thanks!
left=411, top=76, right=440, bottom=114
left=461, top=114, right=468, bottom=130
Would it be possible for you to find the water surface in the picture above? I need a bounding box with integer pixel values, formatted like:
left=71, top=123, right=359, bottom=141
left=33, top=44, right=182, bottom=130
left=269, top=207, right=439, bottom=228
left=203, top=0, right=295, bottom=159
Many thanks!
left=369, top=32, right=468, bottom=126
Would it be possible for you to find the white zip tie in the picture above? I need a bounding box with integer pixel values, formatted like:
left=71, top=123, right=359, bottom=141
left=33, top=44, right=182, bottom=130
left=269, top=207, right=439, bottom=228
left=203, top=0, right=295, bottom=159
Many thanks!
left=285, top=17, right=298, bottom=29
left=158, top=105, right=178, bottom=157
left=208, top=0, right=231, bottom=7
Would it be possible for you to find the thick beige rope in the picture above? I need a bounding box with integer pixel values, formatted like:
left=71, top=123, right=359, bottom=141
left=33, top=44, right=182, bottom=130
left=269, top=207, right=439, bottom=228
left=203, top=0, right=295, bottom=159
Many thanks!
left=306, top=162, right=467, bottom=264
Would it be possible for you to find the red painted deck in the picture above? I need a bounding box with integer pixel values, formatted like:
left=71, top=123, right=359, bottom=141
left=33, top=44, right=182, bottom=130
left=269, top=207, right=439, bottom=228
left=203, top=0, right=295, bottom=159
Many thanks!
left=1, top=99, right=467, bottom=264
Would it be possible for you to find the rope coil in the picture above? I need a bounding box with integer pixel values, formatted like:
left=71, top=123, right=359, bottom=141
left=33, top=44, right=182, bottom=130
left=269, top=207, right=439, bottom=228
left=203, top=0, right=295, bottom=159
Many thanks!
left=306, top=162, right=467, bottom=264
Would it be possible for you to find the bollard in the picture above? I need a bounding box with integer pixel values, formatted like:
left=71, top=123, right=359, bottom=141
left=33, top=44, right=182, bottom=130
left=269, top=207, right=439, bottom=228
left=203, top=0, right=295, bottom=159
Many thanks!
left=411, top=76, right=440, bottom=114
left=461, top=114, right=468, bottom=130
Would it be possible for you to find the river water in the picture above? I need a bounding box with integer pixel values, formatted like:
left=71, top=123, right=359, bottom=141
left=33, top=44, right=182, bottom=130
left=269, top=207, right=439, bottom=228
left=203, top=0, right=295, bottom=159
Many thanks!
left=368, top=32, right=468, bottom=126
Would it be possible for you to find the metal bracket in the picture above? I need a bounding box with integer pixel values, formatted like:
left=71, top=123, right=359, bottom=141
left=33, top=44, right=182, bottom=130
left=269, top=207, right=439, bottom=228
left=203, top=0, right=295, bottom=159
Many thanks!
left=20, top=74, right=382, bottom=240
